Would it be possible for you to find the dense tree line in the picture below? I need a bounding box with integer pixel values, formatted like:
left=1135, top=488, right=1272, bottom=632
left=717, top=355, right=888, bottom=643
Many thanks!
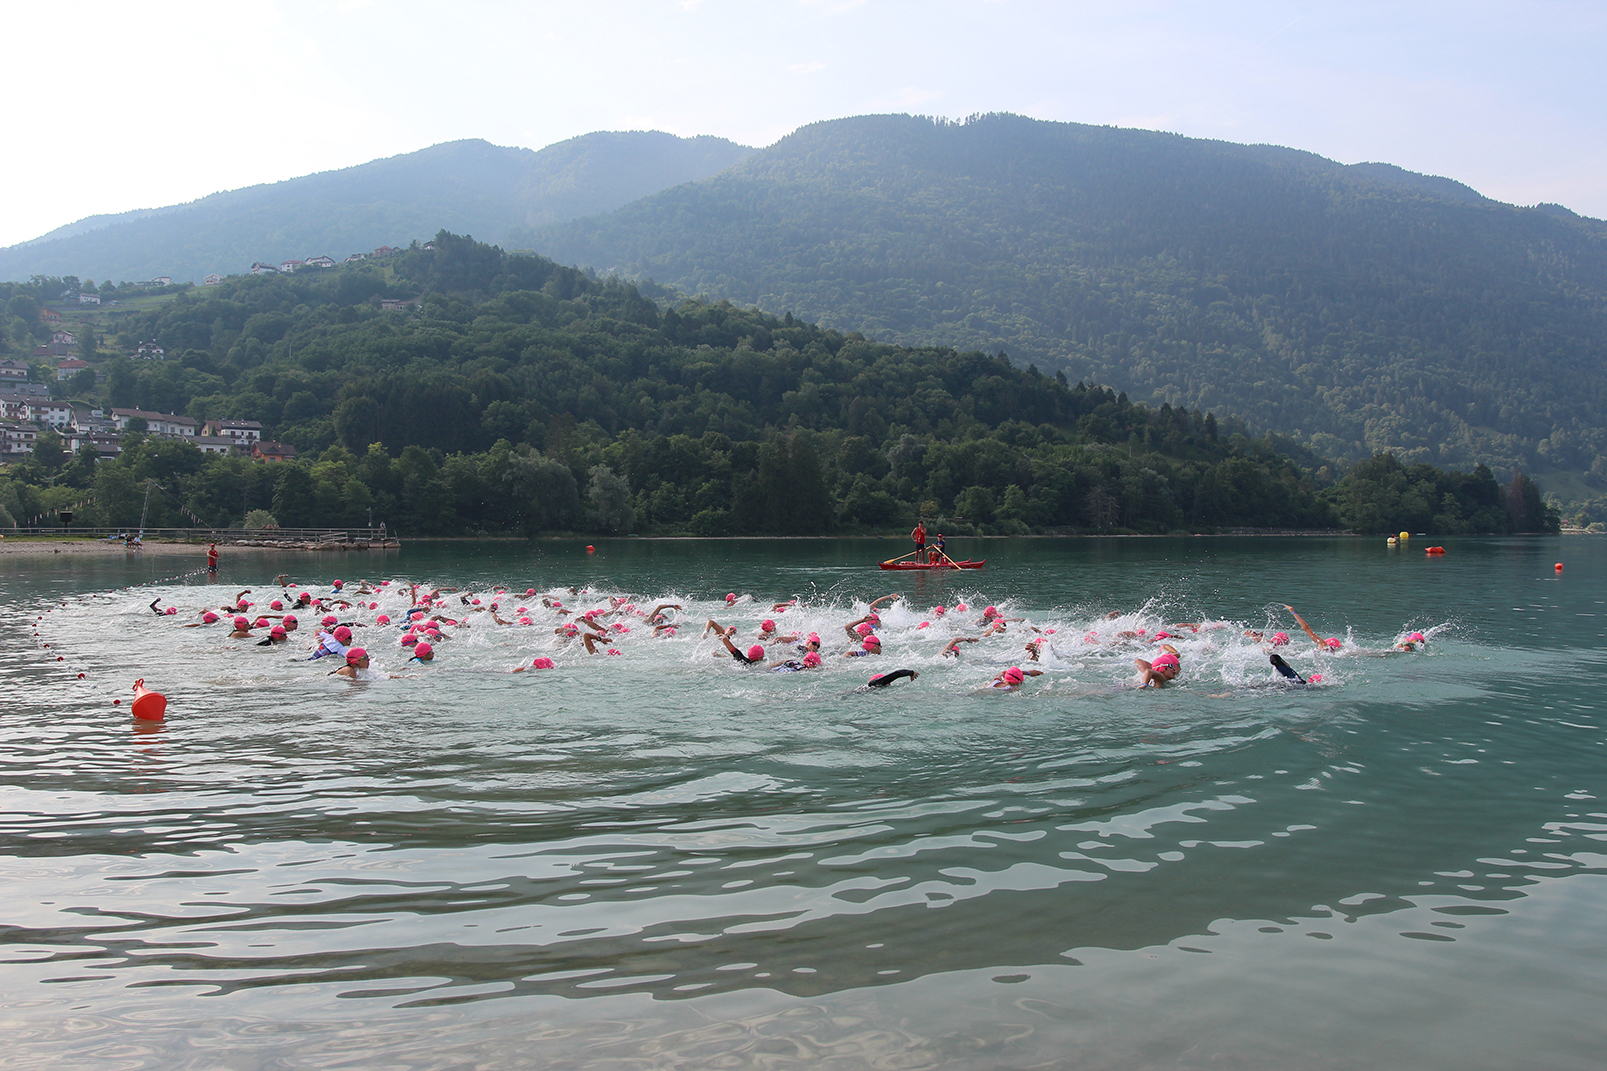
left=0, top=235, right=1556, bottom=537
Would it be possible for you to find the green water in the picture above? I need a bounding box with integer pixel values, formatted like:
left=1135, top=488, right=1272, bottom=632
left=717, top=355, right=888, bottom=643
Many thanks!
left=2, top=536, right=1604, bottom=1069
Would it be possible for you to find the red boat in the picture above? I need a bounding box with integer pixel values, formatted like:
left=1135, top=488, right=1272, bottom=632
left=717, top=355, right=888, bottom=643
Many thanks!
left=880, top=556, right=985, bottom=570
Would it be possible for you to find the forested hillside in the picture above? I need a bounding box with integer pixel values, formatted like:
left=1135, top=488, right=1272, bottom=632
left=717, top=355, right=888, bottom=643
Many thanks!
left=0, top=133, right=752, bottom=286
left=527, top=113, right=1607, bottom=480
left=0, top=236, right=1554, bottom=537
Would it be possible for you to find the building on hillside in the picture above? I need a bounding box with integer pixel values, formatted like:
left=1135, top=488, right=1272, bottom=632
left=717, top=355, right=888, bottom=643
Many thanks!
left=56, top=358, right=90, bottom=381
left=202, top=418, right=263, bottom=444
left=380, top=298, right=412, bottom=311
left=0, top=358, right=29, bottom=380
left=0, top=421, right=38, bottom=455
left=135, top=276, right=173, bottom=287
left=193, top=434, right=239, bottom=455
left=280, top=259, right=303, bottom=273
left=65, top=428, right=120, bottom=458
left=251, top=440, right=297, bottom=462
left=52, top=330, right=77, bottom=346
left=305, top=255, right=336, bottom=269
left=373, top=246, right=397, bottom=257
left=109, top=408, right=198, bottom=438
left=70, top=409, right=116, bottom=434
left=204, top=274, right=223, bottom=286
left=39, top=308, right=62, bottom=323
left=134, top=341, right=165, bottom=360
left=28, top=400, right=71, bottom=427
left=0, top=386, right=50, bottom=420
left=77, top=292, right=101, bottom=305
left=249, top=262, right=279, bottom=275
left=422, top=240, right=435, bottom=251
left=343, top=252, right=366, bottom=263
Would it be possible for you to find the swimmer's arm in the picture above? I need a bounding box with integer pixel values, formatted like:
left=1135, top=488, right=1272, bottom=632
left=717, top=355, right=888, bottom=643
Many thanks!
left=869, top=594, right=900, bottom=610
left=653, top=623, right=678, bottom=635
left=150, top=598, right=162, bottom=614
left=1283, top=605, right=1323, bottom=646
left=844, top=616, right=871, bottom=639
left=491, top=611, right=511, bottom=625
left=580, top=633, right=603, bottom=654
left=646, top=604, right=680, bottom=622
left=771, top=601, right=795, bottom=612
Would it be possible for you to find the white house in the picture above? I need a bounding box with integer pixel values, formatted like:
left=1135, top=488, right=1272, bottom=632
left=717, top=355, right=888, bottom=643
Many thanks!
left=109, top=408, right=198, bottom=438
left=250, top=262, right=280, bottom=275
left=0, top=421, right=38, bottom=455
left=202, top=418, right=263, bottom=443
left=280, top=259, right=303, bottom=273
left=52, top=330, right=77, bottom=346
left=0, top=358, right=29, bottom=380
left=134, top=341, right=165, bottom=361
left=305, top=255, right=336, bottom=269
left=344, top=252, right=367, bottom=263
left=28, top=400, right=72, bottom=427
left=56, top=358, right=90, bottom=381
left=78, top=292, right=101, bottom=305
left=204, top=274, right=224, bottom=286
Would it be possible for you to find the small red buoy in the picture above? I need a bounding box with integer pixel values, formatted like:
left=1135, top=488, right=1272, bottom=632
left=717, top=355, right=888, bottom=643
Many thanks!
left=77, top=673, right=85, bottom=679
left=1426, top=546, right=1445, bottom=555
left=131, top=678, right=167, bottom=721
left=586, top=545, right=595, bottom=554
left=1555, top=562, right=1564, bottom=571
left=113, top=699, right=121, bottom=705
left=56, top=655, right=63, bottom=661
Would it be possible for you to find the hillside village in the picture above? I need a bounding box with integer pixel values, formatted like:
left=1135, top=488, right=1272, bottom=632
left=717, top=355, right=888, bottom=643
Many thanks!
left=0, top=242, right=431, bottom=465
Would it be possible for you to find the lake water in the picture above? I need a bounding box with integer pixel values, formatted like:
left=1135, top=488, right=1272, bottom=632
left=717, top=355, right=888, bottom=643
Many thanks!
left=3, top=535, right=1604, bottom=1070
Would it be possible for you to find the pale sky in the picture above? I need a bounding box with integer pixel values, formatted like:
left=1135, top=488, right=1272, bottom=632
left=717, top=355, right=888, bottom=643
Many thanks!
left=2, top=0, right=1602, bottom=249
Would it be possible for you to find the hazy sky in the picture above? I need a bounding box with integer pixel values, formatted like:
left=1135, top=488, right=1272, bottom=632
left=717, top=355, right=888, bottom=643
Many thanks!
left=2, top=0, right=1602, bottom=249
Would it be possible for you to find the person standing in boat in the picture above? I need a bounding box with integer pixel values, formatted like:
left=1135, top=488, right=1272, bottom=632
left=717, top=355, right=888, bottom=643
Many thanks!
left=911, top=521, right=927, bottom=562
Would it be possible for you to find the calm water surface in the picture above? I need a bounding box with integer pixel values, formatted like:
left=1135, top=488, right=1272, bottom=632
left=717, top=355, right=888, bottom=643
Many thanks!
left=3, top=536, right=1604, bottom=1070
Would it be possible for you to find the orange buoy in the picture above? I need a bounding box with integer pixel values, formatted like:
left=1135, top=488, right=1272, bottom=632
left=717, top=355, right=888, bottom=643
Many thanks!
left=1426, top=546, right=1446, bottom=555
left=1555, top=562, right=1564, bottom=571
left=131, top=678, right=168, bottom=721
left=586, top=545, right=596, bottom=554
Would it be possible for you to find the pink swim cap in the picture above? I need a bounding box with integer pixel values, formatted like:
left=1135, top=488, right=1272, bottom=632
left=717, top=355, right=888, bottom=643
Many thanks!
left=321, top=614, right=337, bottom=626
left=726, top=593, right=737, bottom=603
left=1151, top=652, right=1180, bottom=671
left=233, top=616, right=249, bottom=629
left=271, top=625, right=286, bottom=638
left=254, top=616, right=270, bottom=628
left=955, top=602, right=968, bottom=612
left=518, top=616, right=533, bottom=626
left=1271, top=632, right=1290, bottom=646
left=1309, top=673, right=1324, bottom=683
left=369, top=602, right=379, bottom=610
left=333, top=626, right=352, bottom=644
left=164, top=606, right=177, bottom=615
left=1003, top=666, right=1025, bottom=684
left=803, top=652, right=822, bottom=667
left=526, top=588, right=536, bottom=596
left=1154, top=631, right=1171, bottom=641
left=270, top=600, right=284, bottom=611
left=606, top=648, right=622, bottom=656
left=983, top=606, right=998, bottom=618
left=332, top=580, right=343, bottom=589
left=377, top=614, right=391, bottom=625
left=855, top=622, right=873, bottom=636
left=410, top=610, right=425, bottom=620
left=563, top=623, right=579, bottom=635
left=863, top=636, right=881, bottom=650
left=202, top=611, right=218, bottom=623
left=761, top=619, right=776, bottom=632
left=918, top=621, right=930, bottom=629
left=1323, top=637, right=1342, bottom=650
left=282, top=614, right=297, bottom=626
left=808, top=633, right=820, bottom=643
left=344, top=647, right=366, bottom=664
left=747, top=644, right=765, bottom=661
left=531, top=656, right=555, bottom=669
left=413, top=642, right=433, bottom=658
left=1407, top=631, right=1425, bottom=643
left=401, top=633, right=418, bottom=646
left=472, top=598, right=482, bottom=605
left=933, top=605, right=946, bottom=616
left=866, top=612, right=880, bottom=626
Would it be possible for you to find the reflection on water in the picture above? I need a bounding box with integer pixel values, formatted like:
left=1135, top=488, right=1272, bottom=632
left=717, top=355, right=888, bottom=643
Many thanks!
left=2, top=536, right=1605, bottom=1068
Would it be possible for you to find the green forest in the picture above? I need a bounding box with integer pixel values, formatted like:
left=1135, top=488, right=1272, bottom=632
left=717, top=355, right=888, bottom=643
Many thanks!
left=0, top=234, right=1558, bottom=537
left=528, top=113, right=1607, bottom=481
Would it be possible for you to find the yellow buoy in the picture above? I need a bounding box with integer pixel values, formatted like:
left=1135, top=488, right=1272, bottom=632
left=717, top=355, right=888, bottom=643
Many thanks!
left=1399, top=531, right=1410, bottom=540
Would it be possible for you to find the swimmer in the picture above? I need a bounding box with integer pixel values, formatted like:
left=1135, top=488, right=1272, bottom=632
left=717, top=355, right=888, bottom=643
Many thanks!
left=705, top=621, right=765, bottom=664
left=511, top=656, right=557, bottom=673
left=943, top=637, right=980, bottom=658
left=843, top=634, right=882, bottom=657
left=1135, top=645, right=1181, bottom=687
left=1024, top=638, right=1045, bottom=662
left=409, top=641, right=434, bottom=662
left=1394, top=630, right=1427, bottom=652
left=867, top=668, right=918, bottom=688
left=770, top=652, right=823, bottom=672
left=332, top=648, right=370, bottom=679
left=644, top=603, right=682, bottom=625
left=988, top=666, right=1042, bottom=690
left=149, top=598, right=167, bottom=616
left=183, top=611, right=221, bottom=628
left=794, top=632, right=822, bottom=655
left=256, top=624, right=289, bottom=646
left=1283, top=605, right=1343, bottom=651
left=227, top=615, right=253, bottom=639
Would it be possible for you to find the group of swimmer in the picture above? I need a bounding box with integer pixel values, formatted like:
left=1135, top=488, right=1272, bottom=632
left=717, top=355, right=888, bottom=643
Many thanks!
left=141, top=570, right=1430, bottom=693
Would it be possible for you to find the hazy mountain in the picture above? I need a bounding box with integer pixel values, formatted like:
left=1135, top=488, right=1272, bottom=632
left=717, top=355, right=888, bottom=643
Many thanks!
left=525, top=113, right=1607, bottom=474
left=0, top=132, right=752, bottom=286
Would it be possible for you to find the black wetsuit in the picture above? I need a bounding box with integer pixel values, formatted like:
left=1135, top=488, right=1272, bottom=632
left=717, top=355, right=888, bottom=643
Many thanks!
left=868, top=669, right=918, bottom=688
left=1270, top=654, right=1305, bottom=684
